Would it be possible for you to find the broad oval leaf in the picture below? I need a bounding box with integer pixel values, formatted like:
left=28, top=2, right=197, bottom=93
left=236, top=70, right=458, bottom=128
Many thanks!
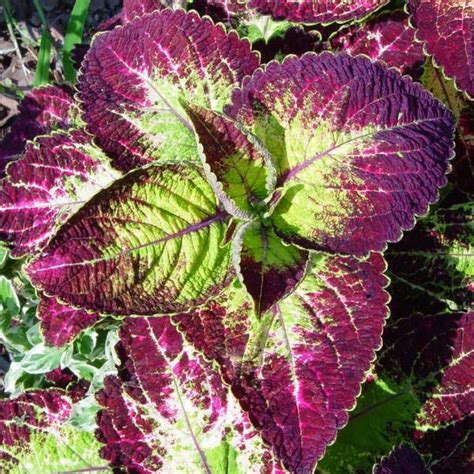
left=232, top=221, right=309, bottom=314
left=0, top=130, right=120, bottom=258
left=79, top=9, right=260, bottom=172
left=227, top=53, right=455, bottom=256
left=186, top=104, right=276, bottom=218
left=175, top=252, right=389, bottom=472
left=0, top=85, right=78, bottom=173
left=27, top=164, right=230, bottom=315
left=249, top=0, right=389, bottom=24
left=96, top=316, right=281, bottom=473
left=38, top=295, right=100, bottom=347
left=408, top=0, right=474, bottom=99
left=329, top=11, right=425, bottom=78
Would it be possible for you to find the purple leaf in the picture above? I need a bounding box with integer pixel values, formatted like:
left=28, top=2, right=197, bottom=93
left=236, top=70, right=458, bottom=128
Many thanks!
left=421, top=57, right=474, bottom=192
left=79, top=9, right=260, bottom=172
left=38, top=295, right=100, bottom=347
left=0, top=130, right=120, bottom=257
left=249, top=0, right=389, bottom=23
left=185, top=104, right=276, bottom=218
left=27, top=164, right=231, bottom=316
left=374, top=444, right=428, bottom=474
left=413, top=417, right=473, bottom=474
left=415, top=312, right=473, bottom=432
left=123, top=0, right=164, bottom=21
left=96, top=316, right=280, bottom=472
left=204, top=0, right=248, bottom=18
left=176, top=252, right=389, bottom=471
left=408, top=0, right=474, bottom=98
left=0, top=85, right=77, bottom=173
left=227, top=52, right=455, bottom=256
left=0, top=390, right=71, bottom=456
left=232, top=221, right=309, bottom=314
left=330, top=11, right=425, bottom=78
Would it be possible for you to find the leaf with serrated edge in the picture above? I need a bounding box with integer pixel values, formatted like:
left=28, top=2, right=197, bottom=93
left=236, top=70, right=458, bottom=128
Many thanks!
left=79, top=9, right=260, bottom=172
left=38, top=295, right=100, bottom=347
left=329, top=11, right=425, bottom=78
left=0, top=130, right=121, bottom=258
left=373, top=443, right=428, bottom=474
left=27, top=164, right=230, bottom=315
left=96, top=316, right=281, bottom=473
left=249, top=0, right=389, bottom=24
left=0, top=85, right=78, bottom=173
left=0, top=389, right=71, bottom=463
left=122, top=0, right=164, bottom=21
left=421, top=58, right=473, bottom=190
left=185, top=104, right=276, bottom=219
left=408, top=0, right=473, bottom=98
left=227, top=53, right=455, bottom=256
left=415, top=312, right=473, bottom=432
left=175, top=252, right=389, bottom=472
left=232, top=221, right=309, bottom=314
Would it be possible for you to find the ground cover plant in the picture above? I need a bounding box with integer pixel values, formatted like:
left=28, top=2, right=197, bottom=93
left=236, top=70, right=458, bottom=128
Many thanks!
left=0, top=0, right=472, bottom=472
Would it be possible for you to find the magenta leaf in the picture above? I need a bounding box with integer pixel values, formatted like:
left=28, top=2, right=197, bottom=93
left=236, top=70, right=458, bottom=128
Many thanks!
left=227, top=53, right=455, bottom=256
left=79, top=9, right=259, bottom=172
left=27, top=164, right=231, bottom=315
left=175, top=252, right=389, bottom=472
left=0, top=85, right=78, bottom=173
left=421, top=57, right=474, bottom=192
left=248, top=0, right=389, bottom=23
left=232, top=221, right=309, bottom=314
left=186, top=104, right=276, bottom=219
left=408, top=0, right=474, bottom=98
left=38, top=295, right=100, bottom=347
left=0, top=130, right=120, bottom=258
left=374, top=444, right=428, bottom=474
left=0, top=389, right=71, bottom=462
left=415, top=312, right=473, bottom=432
left=123, top=0, right=164, bottom=20
left=329, top=11, right=425, bottom=78
left=96, top=316, right=279, bottom=472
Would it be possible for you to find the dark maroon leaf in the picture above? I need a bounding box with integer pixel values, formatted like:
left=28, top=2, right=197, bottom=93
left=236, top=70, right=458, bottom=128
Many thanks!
left=96, top=316, right=279, bottom=472
left=38, top=295, right=100, bottom=347
left=79, top=9, right=259, bottom=171
left=408, top=0, right=474, bottom=98
left=329, top=11, right=425, bottom=78
left=249, top=0, right=389, bottom=23
left=374, top=443, right=428, bottom=474
left=0, top=85, right=77, bottom=173
left=0, top=389, right=71, bottom=457
left=0, top=130, right=120, bottom=257
left=175, top=252, right=389, bottom=471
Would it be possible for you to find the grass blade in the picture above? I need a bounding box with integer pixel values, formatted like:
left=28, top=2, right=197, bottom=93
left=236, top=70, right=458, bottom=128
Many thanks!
left=34, top=29, right=52, bottom=86
left=63, top=0, right=91, bottom=82
left=32, top=0, right=52, bottom=85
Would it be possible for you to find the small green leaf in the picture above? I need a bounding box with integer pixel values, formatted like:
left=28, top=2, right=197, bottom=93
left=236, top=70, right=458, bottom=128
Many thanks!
left=0, top=275, right=20, bottom=319
left=242, top=15, right=292, bottom=44
left=20, top=344, right=64, bottom=374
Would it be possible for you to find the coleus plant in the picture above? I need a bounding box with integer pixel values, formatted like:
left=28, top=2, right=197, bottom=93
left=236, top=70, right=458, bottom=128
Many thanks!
left=0, top=1, right=472, bottom=472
